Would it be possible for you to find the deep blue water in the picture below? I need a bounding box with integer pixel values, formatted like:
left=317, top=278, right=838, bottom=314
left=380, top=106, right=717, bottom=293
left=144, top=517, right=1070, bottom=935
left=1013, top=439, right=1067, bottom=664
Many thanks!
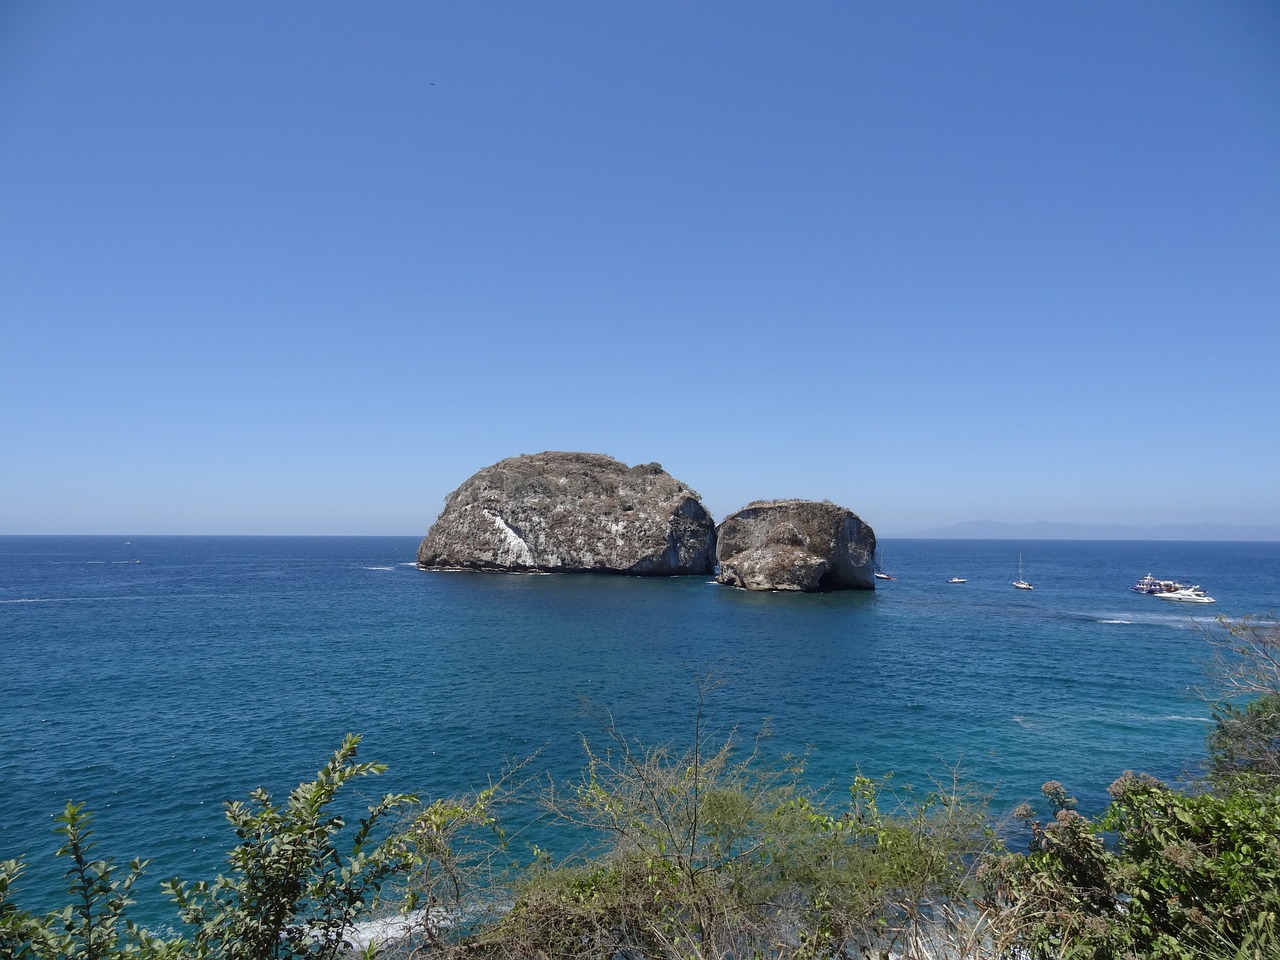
left=2, top=535, right=1278, bottom=926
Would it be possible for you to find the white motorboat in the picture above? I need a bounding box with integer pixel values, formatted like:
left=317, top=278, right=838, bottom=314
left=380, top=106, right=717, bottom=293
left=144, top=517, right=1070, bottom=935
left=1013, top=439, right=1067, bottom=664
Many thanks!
left=1153, top=585, right=1215, bottom=604
left=948, top=577, right=966, bottom=584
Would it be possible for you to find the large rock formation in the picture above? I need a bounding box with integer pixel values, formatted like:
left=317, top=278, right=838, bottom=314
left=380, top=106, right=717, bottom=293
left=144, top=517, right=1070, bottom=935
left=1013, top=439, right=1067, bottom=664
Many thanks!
left=418, top=452, right=716, bottom=576
left=715, top=499, right=876, bottom=592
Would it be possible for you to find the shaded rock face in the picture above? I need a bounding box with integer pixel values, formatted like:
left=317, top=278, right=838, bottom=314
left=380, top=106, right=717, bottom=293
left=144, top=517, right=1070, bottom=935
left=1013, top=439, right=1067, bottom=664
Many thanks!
left=418, top=452, right=716, bottom=576
left=715, top=499, right=876, bottom=592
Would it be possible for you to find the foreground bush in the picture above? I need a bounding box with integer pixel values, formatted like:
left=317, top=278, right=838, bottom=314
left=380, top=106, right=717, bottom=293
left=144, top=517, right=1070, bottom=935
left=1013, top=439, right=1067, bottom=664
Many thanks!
left=1205, top=615, right=1280, bottom=792
left=5, top=746, right=1278, bottom=960
left=0, top=720, right=998, bottom=960
left=2, top=735, right=419, bottom=960
left=467, top=702, right=999, bottom=959
left=0, top=802, right=180, bottom=960
left=983, top=775, right=1280, bottom=960
left=981, top=615, right=1280, bottom=960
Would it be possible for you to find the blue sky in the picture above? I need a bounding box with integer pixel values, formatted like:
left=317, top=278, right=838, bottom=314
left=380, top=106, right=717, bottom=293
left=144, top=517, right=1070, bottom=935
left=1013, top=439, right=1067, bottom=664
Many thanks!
left=3, top=1, right=1277, bottom=536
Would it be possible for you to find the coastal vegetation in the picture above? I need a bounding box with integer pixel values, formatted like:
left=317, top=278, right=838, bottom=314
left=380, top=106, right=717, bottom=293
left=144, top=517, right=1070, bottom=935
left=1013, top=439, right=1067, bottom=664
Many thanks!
left=3, top=619, right=1278, bottom=959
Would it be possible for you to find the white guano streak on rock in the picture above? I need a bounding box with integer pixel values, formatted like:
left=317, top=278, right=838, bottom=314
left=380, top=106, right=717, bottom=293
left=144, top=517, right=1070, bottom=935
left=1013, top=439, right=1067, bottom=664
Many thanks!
left=483, top=509, right=536, bottom=567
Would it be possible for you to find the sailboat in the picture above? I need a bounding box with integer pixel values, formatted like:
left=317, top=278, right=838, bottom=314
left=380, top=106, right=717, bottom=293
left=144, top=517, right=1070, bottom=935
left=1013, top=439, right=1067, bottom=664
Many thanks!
left=1013, top=554, right=1033, bottom=590
left=873, top=545, right=894, bottom=580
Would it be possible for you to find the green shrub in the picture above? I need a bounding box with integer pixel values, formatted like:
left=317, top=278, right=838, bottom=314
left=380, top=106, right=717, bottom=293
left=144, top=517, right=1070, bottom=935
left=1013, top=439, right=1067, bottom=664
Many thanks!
left=0, top=735, right=422, bottom=960
left=480, top=688, right=999, bottom=960
left=0, top=803, right=180, bottom=960
left=163, top=733, right=417, bottom=960
left=984, top=775, right=1280, bottom=959
left=1205, top=616, right=1280, bottom=791
left=1208, top=692, right=1280, bottom=790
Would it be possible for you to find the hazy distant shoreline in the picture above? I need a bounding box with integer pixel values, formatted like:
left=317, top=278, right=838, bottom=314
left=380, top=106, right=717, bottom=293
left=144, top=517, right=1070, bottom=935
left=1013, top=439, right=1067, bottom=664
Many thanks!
left=892, top=521, right=1280, bottom=541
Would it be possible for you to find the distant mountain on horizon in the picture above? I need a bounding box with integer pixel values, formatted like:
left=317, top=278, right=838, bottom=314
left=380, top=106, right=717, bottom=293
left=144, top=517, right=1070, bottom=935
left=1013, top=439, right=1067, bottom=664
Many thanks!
left=893, top=520, right=1280, bottom=541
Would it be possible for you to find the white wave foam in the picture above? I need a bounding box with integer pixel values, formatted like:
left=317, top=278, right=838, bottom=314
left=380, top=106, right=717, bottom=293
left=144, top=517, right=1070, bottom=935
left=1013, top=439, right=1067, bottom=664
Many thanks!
left=363, top=566, right=395, bottom=571
left=1098, top=619, right=1133, bottom=624
left=341, top=910, right=426, bottom=951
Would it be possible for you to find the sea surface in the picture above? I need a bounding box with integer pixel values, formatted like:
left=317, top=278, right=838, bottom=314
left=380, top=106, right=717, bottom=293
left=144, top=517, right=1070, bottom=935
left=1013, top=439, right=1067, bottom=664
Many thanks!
left=2, top=535, right=1278, bottom=927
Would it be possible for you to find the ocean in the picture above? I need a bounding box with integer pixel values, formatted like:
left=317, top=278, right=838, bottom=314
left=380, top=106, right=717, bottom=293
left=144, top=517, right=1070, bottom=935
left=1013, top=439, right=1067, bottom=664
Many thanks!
left=2, top=535, right=1277, bottom=928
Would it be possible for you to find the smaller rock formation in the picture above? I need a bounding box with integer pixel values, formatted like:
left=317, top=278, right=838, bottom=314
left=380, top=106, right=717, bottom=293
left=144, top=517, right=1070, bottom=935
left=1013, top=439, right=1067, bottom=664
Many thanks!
left=418, top=451, right=716, bottom=576
left=715, top=499, right=876, bottom=592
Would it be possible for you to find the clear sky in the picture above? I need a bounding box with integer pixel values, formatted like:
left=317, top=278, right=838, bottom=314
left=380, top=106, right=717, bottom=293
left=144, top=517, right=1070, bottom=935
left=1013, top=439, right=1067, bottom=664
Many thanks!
left=2, top=1, right=1277, bottom=536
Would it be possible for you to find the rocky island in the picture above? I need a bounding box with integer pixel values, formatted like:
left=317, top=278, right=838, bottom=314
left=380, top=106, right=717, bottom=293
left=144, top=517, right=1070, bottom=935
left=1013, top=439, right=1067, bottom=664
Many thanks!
left=417, top=451, right=716, bottom=576
left=715, top=499, right=877, bottom=592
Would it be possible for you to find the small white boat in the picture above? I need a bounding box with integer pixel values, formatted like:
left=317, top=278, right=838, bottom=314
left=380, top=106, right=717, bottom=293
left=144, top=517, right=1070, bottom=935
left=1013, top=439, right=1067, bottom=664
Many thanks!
left=1153, top=585, right=1215, bottom=604
left=948, top=577, right=966, bottom=584
left=874, top=571, right=895, bottom=581
left=1013, top=554, right=1033, bottom=590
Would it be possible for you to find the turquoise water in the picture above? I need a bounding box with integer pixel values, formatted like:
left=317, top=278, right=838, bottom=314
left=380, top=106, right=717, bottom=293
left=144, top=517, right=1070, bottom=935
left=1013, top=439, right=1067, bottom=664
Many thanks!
left=2, top=535, right=1277, bottom=926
